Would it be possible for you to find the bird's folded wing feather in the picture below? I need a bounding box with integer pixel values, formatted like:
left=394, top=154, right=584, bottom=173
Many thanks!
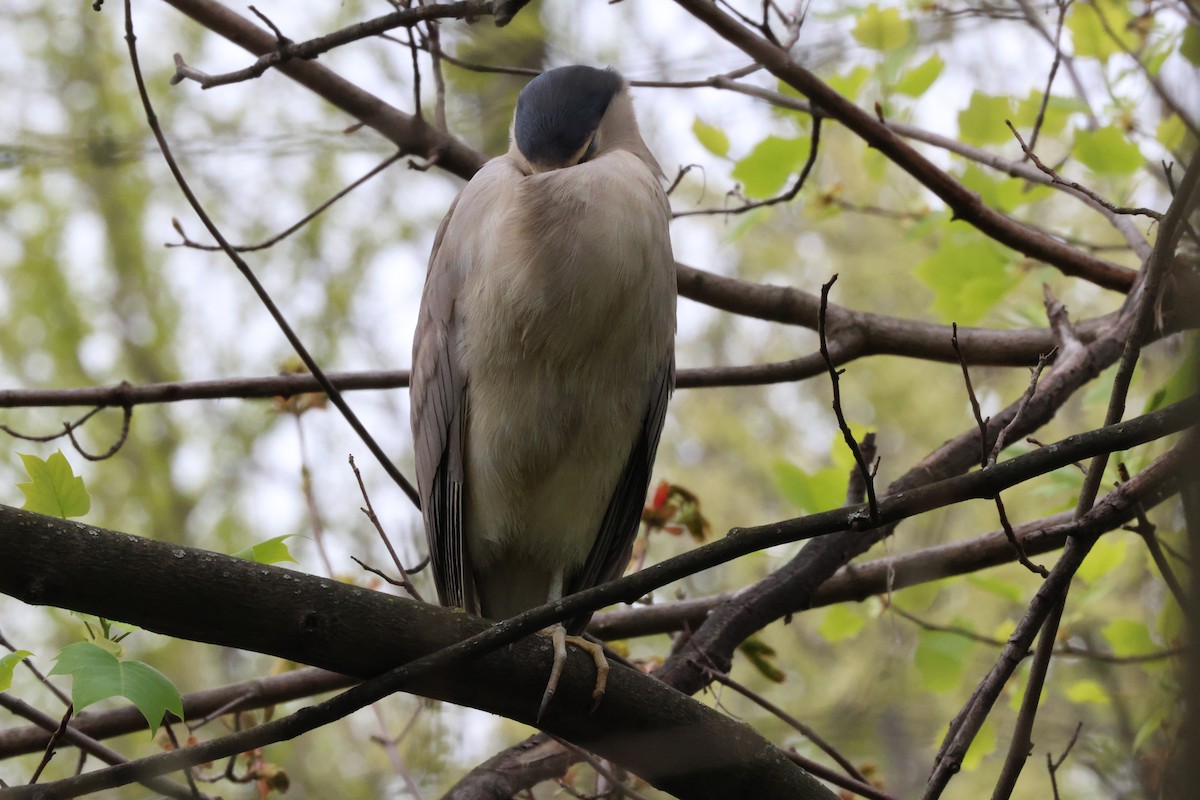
left=566, top=352, right=675, bottom=632
left=410, top=196, right=473, bottom=611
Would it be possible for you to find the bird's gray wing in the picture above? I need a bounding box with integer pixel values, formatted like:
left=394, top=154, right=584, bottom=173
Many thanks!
left=410, top=196, right=473, bottom=612
left=566, top=352, right=675, bottom=633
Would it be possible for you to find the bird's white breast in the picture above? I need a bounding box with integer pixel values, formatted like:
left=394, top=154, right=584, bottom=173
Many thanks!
left=452, top=150, right=675, bottom=603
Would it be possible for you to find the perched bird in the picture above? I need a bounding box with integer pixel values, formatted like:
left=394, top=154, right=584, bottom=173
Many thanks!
left=410, top=65, right=676, bottom=718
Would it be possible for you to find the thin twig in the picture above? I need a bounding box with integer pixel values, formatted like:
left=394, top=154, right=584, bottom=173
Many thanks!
left=1, top=404, right=132, bottom=462
left=167, top=151, right=405, bottom=253
left=29, top=705, right=73, bottom=783
left=1006, top=120, right=1162, bottom=221
left=1046, top=721, right=1083, bottom=800
left=1023, top=0, right=1069, bottom=157
left=703, top=667, right=868, bottom=784
left=818, top=275, right=879, bottom=524
left=350, top=454, right=424, bottom=601
left=675, top=116, right=822, bottom=217
left=127, top=0, right=422, bottom=507
left=169, top=1, right=493, bottom=89
left=1120, top=462, right=1190, bottom=615
left=991, top=598, right=1064, bottom=800
left=951, top=323, right=1049, bottom=577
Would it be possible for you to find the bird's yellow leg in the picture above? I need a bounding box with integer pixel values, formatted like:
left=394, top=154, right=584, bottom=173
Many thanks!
left=538, top=624, right=609, bottom=721
left=537, top=574, right=610, bottom=721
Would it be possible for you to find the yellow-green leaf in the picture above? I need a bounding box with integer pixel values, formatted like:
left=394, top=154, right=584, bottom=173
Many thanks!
left=1156, top=114, right=1193, bottom=154
left=1014, top=91, right=1088, bottom=137
left=1067, top=0, right=1140, bottom=62
left=0, top=651, right=33, bottom=692
left=914, top=235, right=1020, bottom=325
left=962, top=718, right=996, bottom=771
left=1157, top=597, right=1183, bottom=644
left=894, top=52, right=944, bottom=96
left=233, top=534, right=299, bottom=565
left=959, top=164, right=1051, bottom=213
left=1182, top=24, right=1200, bottom=65
left=915, top=629, right=972, bottom=692
left=18, top=450, right=90, bottom=519
left=1077, top=536, right=1127, bottom=583
left=957, top=91, right=1016, bottom=146
left=823, top=66, right=872, bottom=101
left=1066, top=678, right=1111, bottom=705
left=1144, top=358, right=1195, bottom=414
left=1134, top=704, right=1170, bottom=751
left=967, top=574, right=1023, bottom=604
left=772, top=460, right=850, bottom=514
left=692, top=117, right=730, bottom=158
left=819, top=605, right=866, bottom=642
left=1074, top=125, right=1143, bottom=175
left=852, top=5, right=913, bottom=53
left=1102, top=619, right=1157, bottom=657
left=731, top=136, right=810, bottom=198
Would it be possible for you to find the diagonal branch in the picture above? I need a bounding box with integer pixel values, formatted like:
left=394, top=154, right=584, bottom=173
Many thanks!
left=672, top=0, right=1138, bottom=291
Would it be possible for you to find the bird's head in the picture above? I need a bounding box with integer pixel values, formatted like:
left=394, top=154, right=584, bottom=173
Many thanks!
left=510, top=65, right=662, bottom=176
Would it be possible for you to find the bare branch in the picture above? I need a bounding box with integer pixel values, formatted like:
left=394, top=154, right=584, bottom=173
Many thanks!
left=169, top=1, right=493, bottom=89
left=129, top=0, right=422, bottom=507
left=1005, top=120, right=1162, bottom=221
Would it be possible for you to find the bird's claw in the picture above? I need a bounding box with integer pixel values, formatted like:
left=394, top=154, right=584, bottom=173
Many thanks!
left=536, top=625, right=609, bottom=722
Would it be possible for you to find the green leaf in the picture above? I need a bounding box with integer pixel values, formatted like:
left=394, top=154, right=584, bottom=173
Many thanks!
left=772, top=460, right=849, bottom=514
left=1076, top=536, right=1127, bottom=583
left=692, top=117, right=730, bottom=158
left=914, top=235, right=1020, bottom=325
left=915, top=629, right=973, bottom=692
left=1102, top=619, right=1157, bottom=657
left=49, top=642, right=184, bottom=735
left=0, top=651, right=33, bottom=692
left=893, top=52, right=944, bottom=96
left=823, top=66, right=872, bottom=101
left=819, top=605, right=866, bottom=642
left=1144, top=358, right=1196, bottom=413
left=1074, top=125, right=1143, bottom=175
left=893, top=582, right=940, bottom=612
left=957, top=92, right=1016, bottom=146
left=958, top=164, right=1051, bottom=213
left=962, top=718, right=996, bottom=771
left=1067, top=0, right=1140, bottom=63
left=1157, top=114, right=1194, bottom=154
left=738, top=636, right=786, bottom=683
left=731, top=136, right=810, bottom=198
left=1013, top=91, right=1087, bottom=138
left=232, top=534, right=299, bottom=565
left=1157, top=597, right=1183, bottom=644
left=1182, top=24, right=1200, bottom=65
left=967, top=575, right=1023, bottom=604
left=1065, top=678, right=1111, bottom=705
left=1133, top=704, right=1170, bottom=750
left=18, top=450, right=90, bottom=519
left=852, top=5, right=913, bottom=52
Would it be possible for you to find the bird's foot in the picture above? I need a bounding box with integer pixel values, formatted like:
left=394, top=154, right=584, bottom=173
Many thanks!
left=537, top=624, right=609, bottom=722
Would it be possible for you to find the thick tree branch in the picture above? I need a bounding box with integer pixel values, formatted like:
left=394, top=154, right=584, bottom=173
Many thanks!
left=3, top=451, right=1180, bottom=760
left=0, top=507, right=832, bottom=800
left=589, top=460, right=1179, bottom=641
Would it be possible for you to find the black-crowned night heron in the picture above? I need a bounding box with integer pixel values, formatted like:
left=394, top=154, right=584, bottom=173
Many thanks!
left=410, top=65, right=675, bottom=718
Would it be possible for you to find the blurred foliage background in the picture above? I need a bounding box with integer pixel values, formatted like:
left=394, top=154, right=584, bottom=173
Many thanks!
left=0, top=0, right=1195, bottom=797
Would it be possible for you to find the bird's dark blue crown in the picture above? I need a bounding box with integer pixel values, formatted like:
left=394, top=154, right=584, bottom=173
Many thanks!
left=514, top=65, right=622, bottom=166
